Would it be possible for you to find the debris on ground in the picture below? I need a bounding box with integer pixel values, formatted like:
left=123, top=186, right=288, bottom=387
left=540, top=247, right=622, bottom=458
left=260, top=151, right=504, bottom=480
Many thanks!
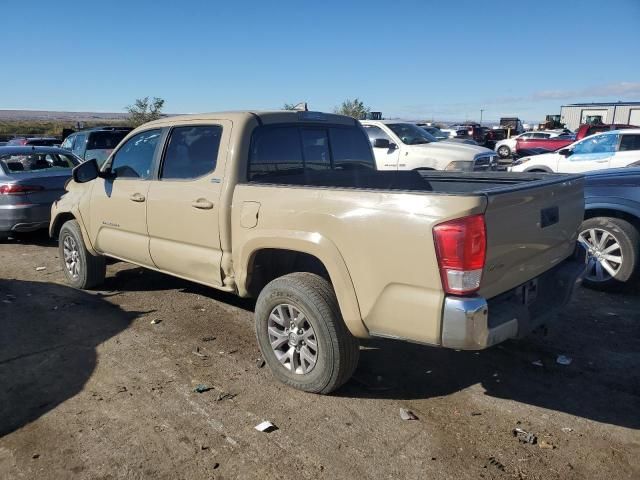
left=487, top=457, right=505, bottom=471
left=35, top=266, right=46, bottom=271
left=150, top=319, right=162, bottom=325
left=532, top=360, right=544, bottom=367
left=202, top=336, right=216, bottom=342
left=193, top=384, right=213, bottom=393
left=471, top=412, right=482, bottom=416
left=513, top=427, right=537, bottom=444
left=215, top=391, right=236, bottom=402
left=255, top=421, right=278, bottom=433
left=212, top=462, right=220, bottom=469
left=539, top=440, right=555, bottom=449
left=256, top=358, right=266, bottom=368
left=400, top=408, right=419, bottom=421
left=192, top=347, right=207, bottom=358
left=556, top=355, right=573, bottom=365
left=561, top=427, right=573, bottom=433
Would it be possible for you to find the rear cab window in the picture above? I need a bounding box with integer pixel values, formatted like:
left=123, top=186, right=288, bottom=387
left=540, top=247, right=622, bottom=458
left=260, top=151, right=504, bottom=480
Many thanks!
left=0, top=153, right=78, bottom=174
left=160, top=125, right=222, bottom=180
left=247, top=124, right=375, bottom=184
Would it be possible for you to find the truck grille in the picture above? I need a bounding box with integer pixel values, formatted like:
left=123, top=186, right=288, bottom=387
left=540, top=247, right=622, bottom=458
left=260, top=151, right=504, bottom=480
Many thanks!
left=473, top=154, right=499, bottom=171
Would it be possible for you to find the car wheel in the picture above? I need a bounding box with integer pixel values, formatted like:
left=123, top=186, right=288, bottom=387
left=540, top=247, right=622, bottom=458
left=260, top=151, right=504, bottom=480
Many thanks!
left=59, top=219, right=106, bottom=289
left=497, top=145, right=511, bottom=158
left=579, top=217, right=639, bottom=290
left=254, top=272, right=360, bottom=394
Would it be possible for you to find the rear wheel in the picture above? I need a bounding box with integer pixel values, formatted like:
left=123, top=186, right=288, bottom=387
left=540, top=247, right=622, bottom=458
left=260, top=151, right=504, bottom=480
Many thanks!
left=59, top=220, right=106, bottom=289
left=254, top=272, right=360, bottom=394
left=497, top=145, right=511, bottom=158
left=579, top=217, right=639, bottom=290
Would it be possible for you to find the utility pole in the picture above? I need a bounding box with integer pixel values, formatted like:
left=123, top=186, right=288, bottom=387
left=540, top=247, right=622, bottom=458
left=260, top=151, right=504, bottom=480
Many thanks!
left=480, top=109, right=484, bottom=126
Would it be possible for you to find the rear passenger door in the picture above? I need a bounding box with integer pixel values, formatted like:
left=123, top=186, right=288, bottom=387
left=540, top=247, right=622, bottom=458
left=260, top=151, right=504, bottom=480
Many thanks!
left=146, top=123, right=230, bottom=287
left=610, top=133, right=640, bottom=168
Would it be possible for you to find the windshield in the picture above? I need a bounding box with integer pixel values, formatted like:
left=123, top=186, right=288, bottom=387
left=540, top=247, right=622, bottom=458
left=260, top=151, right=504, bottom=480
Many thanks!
left=387, top=123, right=437, bottom=145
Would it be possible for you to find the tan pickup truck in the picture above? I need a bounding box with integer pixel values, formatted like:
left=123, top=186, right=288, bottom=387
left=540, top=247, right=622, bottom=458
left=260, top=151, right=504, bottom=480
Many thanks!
left=50, top=111, right=587, bottom=394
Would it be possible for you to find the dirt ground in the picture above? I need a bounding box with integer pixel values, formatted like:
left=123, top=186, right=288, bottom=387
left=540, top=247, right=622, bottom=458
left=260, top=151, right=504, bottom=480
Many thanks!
left=1, top=232, right=639, bottom=480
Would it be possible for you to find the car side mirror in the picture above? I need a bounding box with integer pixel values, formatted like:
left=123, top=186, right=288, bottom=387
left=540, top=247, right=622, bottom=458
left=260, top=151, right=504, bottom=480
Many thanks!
left=72, top=159, right=99, bottom=183
left=558, top=148, right=572, bottom=156
left=373, top=138, right=390, bottom=149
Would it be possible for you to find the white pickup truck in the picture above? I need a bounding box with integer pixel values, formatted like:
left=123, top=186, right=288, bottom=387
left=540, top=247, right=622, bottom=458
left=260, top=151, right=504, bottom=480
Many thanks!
left=361, top=120, right=499, bottom=171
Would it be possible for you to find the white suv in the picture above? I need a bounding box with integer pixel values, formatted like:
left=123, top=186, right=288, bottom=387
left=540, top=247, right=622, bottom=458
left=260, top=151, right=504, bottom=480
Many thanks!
left=510, top=130, right=640, bottom=173
left=361, top=120, right=498, bottom=171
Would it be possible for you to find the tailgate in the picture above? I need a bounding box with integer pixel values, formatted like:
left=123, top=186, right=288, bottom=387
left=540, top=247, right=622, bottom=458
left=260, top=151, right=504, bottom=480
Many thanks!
left=479, top=175, right=584, bottom=299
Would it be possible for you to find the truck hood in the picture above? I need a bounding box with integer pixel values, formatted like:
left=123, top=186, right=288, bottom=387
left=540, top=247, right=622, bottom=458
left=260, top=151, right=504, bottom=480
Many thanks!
left=411, top=142, right=494, bottom=159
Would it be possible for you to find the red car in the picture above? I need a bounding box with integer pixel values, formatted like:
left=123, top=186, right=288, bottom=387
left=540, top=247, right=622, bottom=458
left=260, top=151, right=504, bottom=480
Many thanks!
left=515, top=124, right=638, bottom=154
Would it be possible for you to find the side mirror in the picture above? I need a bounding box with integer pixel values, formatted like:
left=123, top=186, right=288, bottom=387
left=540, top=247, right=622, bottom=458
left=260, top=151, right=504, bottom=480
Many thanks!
left=558, top=148, right=572, bottom=157
left=72, top=159, right=99, bottom=183
left=373, top=138, right=390, bottom=149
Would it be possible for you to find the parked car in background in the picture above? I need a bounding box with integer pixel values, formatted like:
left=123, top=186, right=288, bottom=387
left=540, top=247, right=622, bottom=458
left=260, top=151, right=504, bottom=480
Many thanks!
left=362, top=120, right=497, bottom=171
left=515, top=123, right=638, bottom=156
left=483, top=128, right=506, bottom=149
left=580, top=167, right=640, bottom=289
left=51, top=110, right=586, bottom=394
left=6, top=137, right=59, bottom=147
left=417, top=124, right=449, bottom=140
left=0, top=146, right=80, bottom=240
left=510, top=130, right=640, bottom=173
left=61, top=127, right=132, bottom=167
left=495, top=131, right=565, bottom=158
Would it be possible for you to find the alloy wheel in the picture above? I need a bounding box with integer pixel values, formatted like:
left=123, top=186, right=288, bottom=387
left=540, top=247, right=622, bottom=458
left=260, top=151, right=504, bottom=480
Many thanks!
left=267, top=304, right=318, bottom=375
left=579, top=228, right=623, bottom=282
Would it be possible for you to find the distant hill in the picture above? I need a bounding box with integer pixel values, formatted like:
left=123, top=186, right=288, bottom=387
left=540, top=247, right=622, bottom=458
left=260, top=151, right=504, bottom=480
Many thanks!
left=0, top=110, right=129, bottom=121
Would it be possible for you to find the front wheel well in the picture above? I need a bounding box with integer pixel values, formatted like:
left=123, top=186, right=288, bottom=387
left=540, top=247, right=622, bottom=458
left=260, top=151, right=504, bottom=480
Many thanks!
left=246, top=249, right=330, bottom=298
left=584, top=208, right=640, bottom=231
left=51, top=213, right=76, bottom=239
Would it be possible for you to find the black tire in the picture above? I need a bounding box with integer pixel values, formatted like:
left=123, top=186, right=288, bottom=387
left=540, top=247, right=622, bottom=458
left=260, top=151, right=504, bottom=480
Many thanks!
left=580, top=217, right=639, bottom=290
left=497, top=145, right=511, bottom=158
left=254, top=272, right=360, bottom=394
left=58, top=219, right=106, bottom=289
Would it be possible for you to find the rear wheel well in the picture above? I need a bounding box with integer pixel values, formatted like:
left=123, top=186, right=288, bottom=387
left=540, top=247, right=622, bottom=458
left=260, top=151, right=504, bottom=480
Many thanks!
left=584, top=208, right=640, bottom=231
left=51, top=213, right=76, bottom=239
left=525, top=168, right=550, bottom=173
left=246, top=249, right=330, bottom=297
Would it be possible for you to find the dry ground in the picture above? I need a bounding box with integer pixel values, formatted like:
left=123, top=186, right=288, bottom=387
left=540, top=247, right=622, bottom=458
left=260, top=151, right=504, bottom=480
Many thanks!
left=1, top=232, right=639, bottom=480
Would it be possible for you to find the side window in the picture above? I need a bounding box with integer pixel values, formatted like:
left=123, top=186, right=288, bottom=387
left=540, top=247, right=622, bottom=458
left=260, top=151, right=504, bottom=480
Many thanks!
left=248, top=127, right=303, bottom=180
left=110, top=129, right=161, bottom=179
left=61, top=135, right=74, bottom=150
left=72, top=134, right=86, bottom=155
left=572, top=134, right=618, bottom=156
left=363, top=125, right=392, bottom=143
left=619, top=134, right=640, bottom=152
left=300, top=129, right=330, bottom=171
left=329, top=127, right=376, bottom=170
left=161, top=126, right=222, bottom=180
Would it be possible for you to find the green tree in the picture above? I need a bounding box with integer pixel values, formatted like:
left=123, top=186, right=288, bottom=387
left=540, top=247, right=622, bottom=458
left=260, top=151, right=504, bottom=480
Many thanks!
left=334, top=98, right=370, bottom=119
left=126, top=97, right=165, bottom=127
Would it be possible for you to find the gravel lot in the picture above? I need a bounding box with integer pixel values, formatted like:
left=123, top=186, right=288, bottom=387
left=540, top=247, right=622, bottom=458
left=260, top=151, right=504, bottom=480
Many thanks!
left=1, top=232, right=639, bottom=480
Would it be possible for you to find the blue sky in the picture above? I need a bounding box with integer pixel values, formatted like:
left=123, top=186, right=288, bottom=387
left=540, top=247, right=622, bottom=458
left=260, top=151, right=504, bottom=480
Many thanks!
left=1, top=0, right=639, bottom=122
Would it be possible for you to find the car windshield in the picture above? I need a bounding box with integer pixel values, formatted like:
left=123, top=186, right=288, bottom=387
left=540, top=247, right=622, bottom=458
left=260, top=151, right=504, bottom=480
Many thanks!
left=0, top=152, right=79, bottom=174
left=387, top=123, right=437, bottom=145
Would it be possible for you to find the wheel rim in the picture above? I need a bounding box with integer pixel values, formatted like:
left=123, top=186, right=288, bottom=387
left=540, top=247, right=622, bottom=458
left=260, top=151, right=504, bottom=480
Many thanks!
left=578, top=227, right=623, bottom=282
left=63, top=234, right=81, bottom=279
left=267, top=304, right=318, bottom=375
left=498, top=146, right=509, bottom=157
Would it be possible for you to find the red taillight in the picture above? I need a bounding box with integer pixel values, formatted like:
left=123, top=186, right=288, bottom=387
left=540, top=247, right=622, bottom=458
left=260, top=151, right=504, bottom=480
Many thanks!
left=433, top=214, right=486, bottom=295
left=0, top=184, right=44, bottom=195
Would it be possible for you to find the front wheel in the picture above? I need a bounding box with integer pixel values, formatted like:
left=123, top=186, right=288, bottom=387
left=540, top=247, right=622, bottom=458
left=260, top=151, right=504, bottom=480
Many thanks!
left=59, top=219, right=106, bottom=289
left=497, top=145, right=511, bottom=158
left=579, top=217, right=639, bottom=290
left=254, top=272, right=360, bottom=394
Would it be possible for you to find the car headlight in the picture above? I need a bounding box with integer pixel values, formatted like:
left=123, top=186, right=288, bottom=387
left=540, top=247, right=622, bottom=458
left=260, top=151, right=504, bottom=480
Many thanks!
left=445, top=161, right=473, bottom=171
left=512, top=157, right=531, bottom=167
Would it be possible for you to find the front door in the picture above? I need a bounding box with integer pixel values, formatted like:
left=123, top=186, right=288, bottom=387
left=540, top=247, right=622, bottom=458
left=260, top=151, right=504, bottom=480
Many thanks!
left=610, top=133, right=640, bottom=169
left=559, top=133, right=617, bottom=173
left=362, top=125, right=400, bottom=170
left=89, top=129, right=162, bottom=266
left=146, top=123, right=229, bottom=287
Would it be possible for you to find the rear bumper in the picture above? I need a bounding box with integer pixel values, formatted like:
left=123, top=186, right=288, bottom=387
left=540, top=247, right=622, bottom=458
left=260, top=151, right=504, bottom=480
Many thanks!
left=0, top=203, right=51, bottom=233
left=441, top=244, right=587, bottom=349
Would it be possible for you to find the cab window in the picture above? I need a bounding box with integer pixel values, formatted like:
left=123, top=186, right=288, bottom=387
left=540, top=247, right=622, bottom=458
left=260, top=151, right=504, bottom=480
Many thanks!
left=110, top=129, right=161, bottom=179
left=619, top=134, right=640, bottom=152
left=571, top=134, right=618, bottom=156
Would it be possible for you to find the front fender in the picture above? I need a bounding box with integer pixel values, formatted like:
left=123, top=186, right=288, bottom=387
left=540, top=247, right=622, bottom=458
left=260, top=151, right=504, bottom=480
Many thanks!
left=234, top=229, right=368, bottom=339
left=50, top=188, right=97, bottom=256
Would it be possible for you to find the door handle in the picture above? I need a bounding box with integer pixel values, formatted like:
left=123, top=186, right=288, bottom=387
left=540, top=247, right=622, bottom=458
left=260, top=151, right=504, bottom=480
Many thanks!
left=129, top=193, right=146, bottom=202
left=191, top=199, right=214, bottom=210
